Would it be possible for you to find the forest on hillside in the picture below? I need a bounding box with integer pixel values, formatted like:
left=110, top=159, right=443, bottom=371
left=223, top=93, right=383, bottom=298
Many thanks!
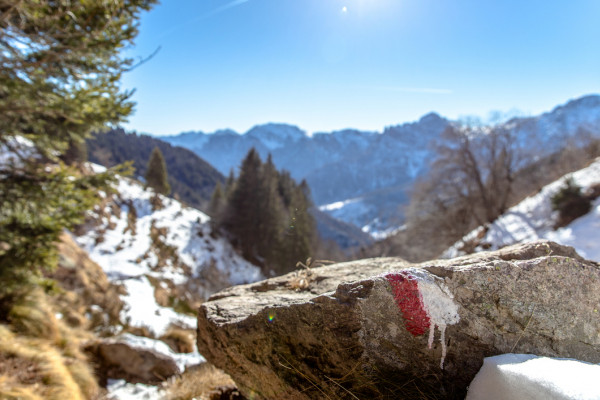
left=87, top=128, right=224, bottom=210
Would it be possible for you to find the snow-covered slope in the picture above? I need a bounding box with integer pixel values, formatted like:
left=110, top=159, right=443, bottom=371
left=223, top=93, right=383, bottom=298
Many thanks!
left=74, top=165, right=263, bottom=336
left=444, top=158, right=600, bottom=261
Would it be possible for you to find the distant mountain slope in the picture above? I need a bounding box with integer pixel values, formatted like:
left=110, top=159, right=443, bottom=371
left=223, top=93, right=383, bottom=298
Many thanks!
left=87, top=129, right=224, bottom=211
left=444, top=158, right=600, bottom=261
left=311, top=208, right=374, bottom=250
left=159, top=114, right=450, bottom=233
left=159, top=94, right=600, bottom=236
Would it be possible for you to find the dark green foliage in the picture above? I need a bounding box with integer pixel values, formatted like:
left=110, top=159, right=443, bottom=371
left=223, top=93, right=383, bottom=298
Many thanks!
left=87, top=129, right=224, bottom=210
left=0, top=0, right=154, bottom=311
left=0, top=161, right=129, bottom=312
left=0, top=0, right=155, bottom=156
left=278, top=180, right=316, bottom=275
left=551, top=177, right=591, bottom=228
left=208, top=182, right=225, bottom=228
left=60, top=139, right=89, bottom=165
left=213, top=149, right=318, bottom=276
left=145, top=147, right=171, bottom=195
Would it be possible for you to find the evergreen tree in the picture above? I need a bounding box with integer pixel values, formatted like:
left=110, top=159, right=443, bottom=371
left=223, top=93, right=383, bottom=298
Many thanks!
left=0, top=0, right=155, bottom=310
left=278, top=180, right=316, bottom=274
left=218, top=149, right=318, bottom=276
left=60, top=139, right=88, bottom=166
left=145, top=147, right=171, bottom=195
left=223, top=149, right=264, bottom=263
left=224, top=169, right=236, bottom=197
left=208, top=182, right=225, bottom=228
left=257, top=154, right=284, bottom=269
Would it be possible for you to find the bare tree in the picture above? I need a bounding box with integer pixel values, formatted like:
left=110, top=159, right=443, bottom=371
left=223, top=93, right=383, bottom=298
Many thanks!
left=430, top=124, right=520, bottom=225
left=401, top=123, right=522, bottom=259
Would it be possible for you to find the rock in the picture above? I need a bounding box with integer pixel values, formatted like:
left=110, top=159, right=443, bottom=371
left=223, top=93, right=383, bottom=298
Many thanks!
left=208, top=385, right=247, bottom=400
left=85, top=337, right=180, bottom=385
left=196, top=241, right=600, bottom=399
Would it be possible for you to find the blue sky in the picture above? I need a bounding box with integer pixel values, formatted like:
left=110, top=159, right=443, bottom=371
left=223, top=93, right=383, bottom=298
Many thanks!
left=121, top=0, right=600, bottom=136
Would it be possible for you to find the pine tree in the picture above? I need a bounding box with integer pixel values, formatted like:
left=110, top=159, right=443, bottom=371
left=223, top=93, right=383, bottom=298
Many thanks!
left=209, top=182, right=225, bottom=228
left=0, top=0, right=155, bottom=309
left=258, top=154, right=284, bottom=270
left=218, top=149, right=318, bottom=276
left=145, top=147, right=171, bottom=195
left=225, top=169, right=236, bottom=196
left=60, top=139, right=88, bottom=166
left=223, top=148, right=264, bottom=263
left=278, top=179, right=315, bottom=274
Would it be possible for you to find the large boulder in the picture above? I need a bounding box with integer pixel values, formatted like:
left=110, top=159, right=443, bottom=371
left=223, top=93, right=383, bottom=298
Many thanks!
left=197, top=241, right=600, bottom=399
left=84, top=335, right=180, bottom=385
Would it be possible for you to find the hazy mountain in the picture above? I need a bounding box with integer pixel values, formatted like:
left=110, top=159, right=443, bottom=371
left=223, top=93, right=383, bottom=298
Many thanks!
left=159, top=95, right=600, bottom=237
left=159, top=114, right=450, bottom=232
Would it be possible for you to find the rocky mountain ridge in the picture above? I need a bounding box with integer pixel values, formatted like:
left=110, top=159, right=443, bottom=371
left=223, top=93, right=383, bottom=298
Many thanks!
left=160, top=95, right=600, bottom=237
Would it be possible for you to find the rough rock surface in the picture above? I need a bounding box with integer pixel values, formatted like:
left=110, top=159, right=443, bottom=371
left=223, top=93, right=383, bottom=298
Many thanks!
left=197, top=241, right=600, bottom=399
left=85, top=338, right=179, bottom=385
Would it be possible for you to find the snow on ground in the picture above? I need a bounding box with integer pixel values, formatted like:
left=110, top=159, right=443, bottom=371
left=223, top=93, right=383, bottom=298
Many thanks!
left=75, top=168, right=264, bottom=336
left=319, top=197, right=383, bottom=236
left=445, top=158, right=600, bottom=261
left=117, top=333, right=205, bottom=371
left=106, top=380, right=163, bottom=400
left=119, top=277, right=196, bottom=337
left=362, top=222, right=406, bottom=241
left=71, top=167, right=264, bottom=399
left=466, top=354, right=600, bottom=400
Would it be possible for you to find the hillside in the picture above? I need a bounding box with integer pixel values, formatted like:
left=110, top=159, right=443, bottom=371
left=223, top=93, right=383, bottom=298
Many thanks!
left=71, top=165, right=264, bottom=397
left=444, top=158, right=600, bottom=261
left=75, top=165, right=263, bottom=312
left=87, top=129, right=224, bottom=211
left=160, top=95, right=600, bottom=237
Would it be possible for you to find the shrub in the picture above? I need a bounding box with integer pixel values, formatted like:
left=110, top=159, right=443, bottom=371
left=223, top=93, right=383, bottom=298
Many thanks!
left=551, top=177, right=592, bottom=228
left=159, top=328, right=195, bottom=354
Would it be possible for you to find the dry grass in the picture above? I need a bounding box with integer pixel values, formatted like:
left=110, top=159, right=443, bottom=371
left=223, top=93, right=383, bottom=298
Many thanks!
left=286, top=258, right=334, bottom=291
left=160, top=327, right=195, bottom=354
left=0, top=289, right=101, bottom=400
left=165, top=363, right=237, bottom=400
left=8, top=289, right=60, bottom=341
left=0, top=375, right=44, bottom=400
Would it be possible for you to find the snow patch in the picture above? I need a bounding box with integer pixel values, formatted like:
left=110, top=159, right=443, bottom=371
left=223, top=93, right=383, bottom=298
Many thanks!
left=117, top=333, right=205, bottom=371
left=445, top=158, right=600, bottom=261
left=74, top=164, right=264, bottom=335
left=120, top=277, right=196, bottom=337
left=106, top=379, right=162, bottom=400
left=466, top=354, right=600, bottom=400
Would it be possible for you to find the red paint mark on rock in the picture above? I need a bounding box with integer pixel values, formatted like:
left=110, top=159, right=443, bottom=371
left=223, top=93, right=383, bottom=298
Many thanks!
left=385, top=272, right=430, bottom=336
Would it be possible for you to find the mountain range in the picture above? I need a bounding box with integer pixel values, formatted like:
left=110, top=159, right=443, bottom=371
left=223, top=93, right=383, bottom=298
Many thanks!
left=160, top=95, right=600, bottom=237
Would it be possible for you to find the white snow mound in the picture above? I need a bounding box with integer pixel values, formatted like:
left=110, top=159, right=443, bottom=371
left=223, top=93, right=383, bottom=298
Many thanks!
left=466, top=354, right=600, bottom=400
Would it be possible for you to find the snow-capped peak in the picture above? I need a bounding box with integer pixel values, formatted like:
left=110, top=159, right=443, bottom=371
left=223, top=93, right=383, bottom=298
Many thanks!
left=245, top=123, right=307, bottom=150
